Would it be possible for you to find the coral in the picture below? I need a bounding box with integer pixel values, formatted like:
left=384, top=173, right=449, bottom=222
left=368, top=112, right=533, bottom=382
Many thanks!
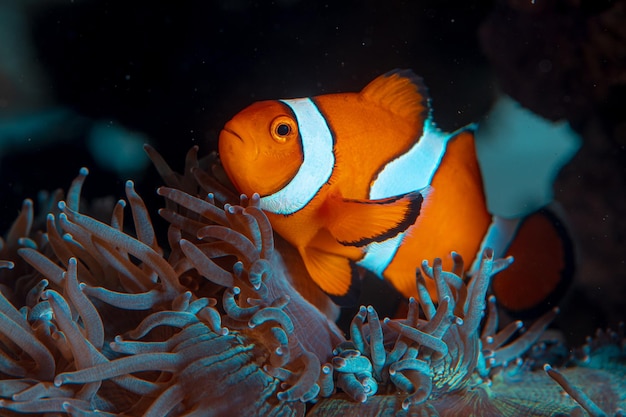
left=0, top=146, right=623, bottom=416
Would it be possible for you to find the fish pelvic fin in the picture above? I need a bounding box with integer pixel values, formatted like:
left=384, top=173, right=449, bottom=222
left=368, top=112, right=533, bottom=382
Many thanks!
left=300, top=239, right=362, bottom=304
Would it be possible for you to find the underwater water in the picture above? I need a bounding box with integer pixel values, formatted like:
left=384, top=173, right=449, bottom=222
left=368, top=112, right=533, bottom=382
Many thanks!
left=0, top=1, right=624, bottom=415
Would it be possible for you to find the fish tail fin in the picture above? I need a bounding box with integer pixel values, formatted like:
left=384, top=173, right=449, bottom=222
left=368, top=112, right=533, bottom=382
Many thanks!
left=492, top=204, right=575, bottom=318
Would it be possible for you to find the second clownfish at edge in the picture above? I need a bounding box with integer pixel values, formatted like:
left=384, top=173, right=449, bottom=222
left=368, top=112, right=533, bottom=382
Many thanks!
left=218, top=69, right=577, bottom=317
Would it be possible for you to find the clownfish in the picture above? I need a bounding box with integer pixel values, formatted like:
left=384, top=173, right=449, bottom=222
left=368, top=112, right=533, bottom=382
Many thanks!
left=219, top=69, right=579, bottom=316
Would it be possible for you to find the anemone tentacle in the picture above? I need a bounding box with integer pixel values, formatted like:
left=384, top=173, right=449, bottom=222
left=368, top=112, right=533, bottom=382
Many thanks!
left=0, top=147, right=622, bottom=417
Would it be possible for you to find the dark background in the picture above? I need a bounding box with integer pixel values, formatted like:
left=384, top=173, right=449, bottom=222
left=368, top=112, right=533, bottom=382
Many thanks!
left=0, top=0, right=624, bottom=344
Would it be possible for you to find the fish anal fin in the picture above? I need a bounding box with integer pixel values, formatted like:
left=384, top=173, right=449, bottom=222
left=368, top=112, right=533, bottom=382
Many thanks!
left=360, top=69, right=430, bottom=127
left=325, top=188, right=429, bottom=247
left=492, top=206, right=575, bottom=317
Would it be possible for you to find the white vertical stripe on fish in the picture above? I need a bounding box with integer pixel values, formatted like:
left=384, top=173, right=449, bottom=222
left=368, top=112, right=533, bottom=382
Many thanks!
left=469, top=215, right=521, bottom=274
left=260, top=98, right=335, bottom=215
left=357, top=232, right=406, bottom=276
left=369, top=120, right=451, bottom=199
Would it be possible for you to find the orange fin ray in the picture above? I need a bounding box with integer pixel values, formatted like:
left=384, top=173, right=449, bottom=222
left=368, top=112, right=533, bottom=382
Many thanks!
left=301, top=245, right=359, bottom=298
left=325, top=188, right=430, bottom=247
left=360, top=69, right=430, bottom=127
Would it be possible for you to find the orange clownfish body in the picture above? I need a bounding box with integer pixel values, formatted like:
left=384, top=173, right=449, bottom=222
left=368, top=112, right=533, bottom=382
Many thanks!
left=219, top=69, right=576, bottom=316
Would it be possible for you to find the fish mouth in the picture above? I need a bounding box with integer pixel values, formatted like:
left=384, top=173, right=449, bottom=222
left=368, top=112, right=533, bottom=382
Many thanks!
left=221, top=127, right=244, bottom=143
left=219, top=125, right=259, bottom=162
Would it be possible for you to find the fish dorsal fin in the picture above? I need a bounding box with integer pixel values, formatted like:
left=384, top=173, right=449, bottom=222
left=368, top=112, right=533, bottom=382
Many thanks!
left=360, top=69, right=430, bottom=126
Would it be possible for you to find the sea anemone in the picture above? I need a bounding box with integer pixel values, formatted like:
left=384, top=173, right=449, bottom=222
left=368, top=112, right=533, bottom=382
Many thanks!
left=0, top=146, right=623, bottom=416
left=309, top=251, right=625, bottom=416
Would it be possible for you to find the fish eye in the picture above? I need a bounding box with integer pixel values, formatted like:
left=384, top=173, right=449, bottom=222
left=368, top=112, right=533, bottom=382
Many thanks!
left=276, top=123, right=290, bottom=136
left=270, top=116, right=298, bottom=143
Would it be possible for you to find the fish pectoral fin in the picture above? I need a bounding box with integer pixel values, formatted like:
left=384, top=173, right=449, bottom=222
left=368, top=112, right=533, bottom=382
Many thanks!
left=326, top=188, right=429, bottom=247
left=301, top=244, right=360, bottom=300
